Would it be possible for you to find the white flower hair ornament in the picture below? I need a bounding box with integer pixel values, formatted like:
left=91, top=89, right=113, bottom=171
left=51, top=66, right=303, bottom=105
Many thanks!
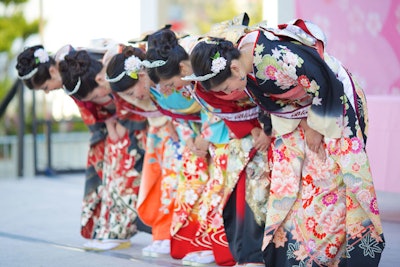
left=34, top=49, right=50, bottom=64
left=182, top=51, right=227, bottom=82
left=18, top=48, right=50, bottom=80
left=106, top=55, right=143, bottom=83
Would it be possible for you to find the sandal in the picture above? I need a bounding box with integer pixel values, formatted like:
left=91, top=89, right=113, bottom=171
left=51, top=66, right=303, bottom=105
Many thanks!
left=182, top=250, right=215, bottom=266
left=83, top=239, right=131, bottom=251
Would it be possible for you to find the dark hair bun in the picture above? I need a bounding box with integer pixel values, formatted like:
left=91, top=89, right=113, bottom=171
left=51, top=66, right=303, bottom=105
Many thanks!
left=64, top=50, right=91, bottom=76
left=148, top=29, right=178, bottom=58
left=16, top=45, right=44, bottom=76
left=123, top=46, right=137, bottom=58
left=219, top=39, right=235, bottom=50
left=122, top=45, right=146, bottom=60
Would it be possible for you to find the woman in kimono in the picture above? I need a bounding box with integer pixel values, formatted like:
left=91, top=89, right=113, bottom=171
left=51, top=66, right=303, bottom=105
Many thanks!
left=105, top=45, right=181, bottom=257
left=60, top=48, right=149, bottom=250
left=15, top=45, right=131, bottom=250
left=183, top=68, right=271, bottom=267
left=187, top=19, right=385, bottom=266
left=144, top=28, right=236, bottom=266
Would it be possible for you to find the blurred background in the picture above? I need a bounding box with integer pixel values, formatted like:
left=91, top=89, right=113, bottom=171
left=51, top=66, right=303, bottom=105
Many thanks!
left=0, top=0, right=399, bottom=193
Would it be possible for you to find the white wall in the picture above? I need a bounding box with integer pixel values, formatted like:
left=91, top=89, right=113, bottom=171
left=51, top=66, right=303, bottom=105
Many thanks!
left=262, top=0, right=295, bottom=27
left=24, top=0, right=142, bottom=53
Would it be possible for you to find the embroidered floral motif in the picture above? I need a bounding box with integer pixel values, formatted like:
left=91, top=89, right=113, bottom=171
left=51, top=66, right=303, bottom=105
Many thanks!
left=359, top=233, right=383, bottom=257
left=184, top=189, right=197, bottom=205
left=325, top=243, right=340, bottom=258
left=297, top=75, right=310, bottom=88
left=370, top=197, right=379, bottom=215
left=217, top=153, right=228, bottom=170
left=195, top=157, right=208, bottom=172
left=350, top=137, right=363, bottom=153
left=255, top=44, right=306, bottom=89
left=322, top=192, right=338, bottom=206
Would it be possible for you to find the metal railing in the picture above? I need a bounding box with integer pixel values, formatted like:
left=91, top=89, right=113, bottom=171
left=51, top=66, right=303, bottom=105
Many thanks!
left=0, top=132, right=89, bottom=178
left=0, top=79, right=25, bottom=177
left=1, top=80, right=88, bottom=178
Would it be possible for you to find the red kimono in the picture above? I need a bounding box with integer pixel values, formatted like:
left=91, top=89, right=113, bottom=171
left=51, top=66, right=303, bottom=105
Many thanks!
left=193, top=83, right=269, bottom=265
left=72, top=98, right=115, bottom=239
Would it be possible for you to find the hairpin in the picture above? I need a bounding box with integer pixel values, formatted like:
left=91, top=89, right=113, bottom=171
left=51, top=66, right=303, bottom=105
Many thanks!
left=18, top=68, right=38, bottom=80
left=106, top=55, right=143, bottom=83
left=62, top=77, right=81, bottom=96
left=141, top=59, right=167, bottom=69
left=18, top=48, right=50, bottom=80
left=204, top=39, right=219, bottom=45
left=182, top=52, right=227, bottom=82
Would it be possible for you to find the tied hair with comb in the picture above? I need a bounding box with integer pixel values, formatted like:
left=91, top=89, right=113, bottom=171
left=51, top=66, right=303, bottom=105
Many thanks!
left=182, top=39, right=228, bottom=82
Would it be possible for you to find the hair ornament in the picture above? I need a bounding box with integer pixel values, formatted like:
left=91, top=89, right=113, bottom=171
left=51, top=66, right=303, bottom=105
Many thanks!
left=210, top=51, right=227, bottom=73
left=204, top=39, right=219, bottom=45
left=106, top=55, right=143, bottom=83
left=141, top=59, right=167, bottom=69
left=18, top=48, right=50, bottom=80
left=56, top=52, right=69, bottom=62
left=62, top=77, right=81, bottom=96
left=18, top=68, right=38, bottom=80
left=182, top=51, right=227, bottom=82
left=34, top=48, right=50, bottom=64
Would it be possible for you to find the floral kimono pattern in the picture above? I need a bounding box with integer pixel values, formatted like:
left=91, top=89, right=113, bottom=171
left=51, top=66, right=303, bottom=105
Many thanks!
left=193, top=84, right=270, bottom=264
left=197, top=136, right=269, bottom=233
left=248, top=30, right=345, bottom=138
left=72, top=98, right=115, bottom=239
left=171, top=110, right=227, bottom=239
left=197, top=136, right=269, bottom=264
left=136, top=121, right=182, bottom=241
left=170, top=143, right=212, bottom=257
left=246, top=30, right=384, bottom=266
left=93, top=93, right=147, bottom=240
left=150, top=84, right=214, bottom=258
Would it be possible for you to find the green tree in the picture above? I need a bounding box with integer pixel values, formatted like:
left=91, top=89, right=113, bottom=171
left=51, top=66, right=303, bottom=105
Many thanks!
left=0, top=0, right=40, bottom=135
left=0, top=0, right=39, bottom=52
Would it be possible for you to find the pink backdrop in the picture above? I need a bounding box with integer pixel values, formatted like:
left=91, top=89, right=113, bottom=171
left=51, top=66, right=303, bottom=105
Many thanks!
left=296, top=0, right=400, bottom=192
left=296, top=0, right=400, bottom=95
left=366, top=95, right=400, bottom=193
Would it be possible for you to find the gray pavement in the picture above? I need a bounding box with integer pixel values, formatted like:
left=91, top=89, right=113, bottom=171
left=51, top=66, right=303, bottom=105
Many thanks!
left=0, top=174, right=399, bottom=267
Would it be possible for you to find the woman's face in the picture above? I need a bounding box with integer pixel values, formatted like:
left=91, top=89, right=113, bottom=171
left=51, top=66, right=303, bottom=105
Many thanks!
left=117, top=73, right=151, bottom=102
left=211, top=75, right=246, bottom=95
left=81, top=84, right=112, bottom=104
left=158, top=60, right=192, bottom=95
left=95, top=65, right=112, bottom=92
left=159, top=75, right=190, bottom=95
left=34, top=66, right=63, bottom=93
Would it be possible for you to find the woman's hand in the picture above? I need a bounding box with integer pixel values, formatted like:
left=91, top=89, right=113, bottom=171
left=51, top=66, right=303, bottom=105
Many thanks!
left=186, top=137, right=195, bottom=151
left=115, top=121, right=127, bottom=139
left=301, top=119, right=326, bottom=161
left=105, top=117, right=118, bottom=141
left=105, top=117, right=127, bottom=141
left=193, top=136, right=210, bottom=157
left=251, top=127, right=271, bottom=153
left=166, top=120, right=180, bottom=142
left=187, top=136, right=209, bottom=157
